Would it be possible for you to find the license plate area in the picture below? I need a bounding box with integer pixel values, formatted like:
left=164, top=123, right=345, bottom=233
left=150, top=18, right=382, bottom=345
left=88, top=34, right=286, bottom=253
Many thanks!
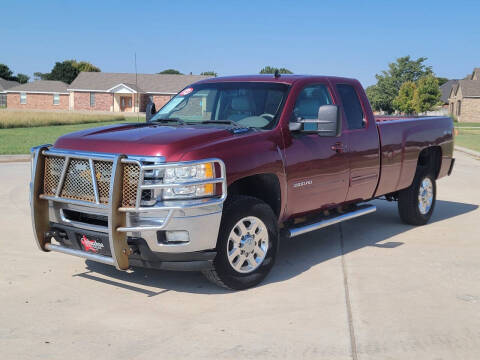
left=76, top=233, right=111, bottom=256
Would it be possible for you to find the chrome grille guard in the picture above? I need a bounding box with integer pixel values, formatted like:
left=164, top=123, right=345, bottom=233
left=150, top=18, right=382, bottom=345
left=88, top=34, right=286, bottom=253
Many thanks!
left=30, top=145, right=227, bottom=270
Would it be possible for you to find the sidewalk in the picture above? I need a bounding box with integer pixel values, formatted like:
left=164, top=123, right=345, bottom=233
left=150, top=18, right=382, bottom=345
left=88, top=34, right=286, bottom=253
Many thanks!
left=454, top=146, right=480, bottom=159
left=0, top=154, right=30, bottom=163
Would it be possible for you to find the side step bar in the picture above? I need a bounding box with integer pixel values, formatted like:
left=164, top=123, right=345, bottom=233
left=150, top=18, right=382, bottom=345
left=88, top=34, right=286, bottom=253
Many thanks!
left=287, top=204, right=376, bottom=238
left=45, top=243, right=115, bottom=266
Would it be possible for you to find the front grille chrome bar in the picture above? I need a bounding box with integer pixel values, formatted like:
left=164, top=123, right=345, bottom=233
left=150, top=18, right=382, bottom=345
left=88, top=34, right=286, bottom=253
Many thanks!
left=30, top=146, right=227, bottom=269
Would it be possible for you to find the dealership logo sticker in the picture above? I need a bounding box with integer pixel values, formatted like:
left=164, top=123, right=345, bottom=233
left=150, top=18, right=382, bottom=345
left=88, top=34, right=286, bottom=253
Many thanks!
left=80, top=235, right=104, bottom=253
left=179, top=87, right=193, bottom=96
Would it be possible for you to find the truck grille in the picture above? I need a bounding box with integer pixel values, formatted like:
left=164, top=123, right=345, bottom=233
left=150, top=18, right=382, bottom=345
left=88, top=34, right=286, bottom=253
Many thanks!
left=43, top=156, right=140, bottom=207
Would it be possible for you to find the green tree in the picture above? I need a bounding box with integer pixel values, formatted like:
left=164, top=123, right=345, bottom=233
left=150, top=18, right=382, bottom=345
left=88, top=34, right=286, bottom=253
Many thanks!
left=413, top=75, right=441, bottom=113
left=259, top=66, right=293, bottom=74
left=47, top=61, right=80, bottom=83
left=73, top=61, right=100, bottom=73
left=393, top=81, right=417, bottom=114
left=35, top=60, right=101, bottom=84
left=366, top=56, right=432, bottom=113
left=0, top=64, right=14, bottom=80
left=15, top=73, right=29, bottom=84
left=200, top=71, right=218, bottom=77
left=159, top=69, right=183, bottom=75
left=436, top=77, right=449, bottom=86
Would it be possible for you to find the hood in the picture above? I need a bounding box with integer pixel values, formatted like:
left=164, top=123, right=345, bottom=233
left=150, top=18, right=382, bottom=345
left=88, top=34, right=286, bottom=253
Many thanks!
left=53, top=123, right=235, bottom=161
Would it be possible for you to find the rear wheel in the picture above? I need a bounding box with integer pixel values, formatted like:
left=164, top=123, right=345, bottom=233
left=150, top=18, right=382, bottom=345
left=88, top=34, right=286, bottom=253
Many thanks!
left=202, top=196, right=279, bottom=290
left=398, top=170, right=436, bottom=225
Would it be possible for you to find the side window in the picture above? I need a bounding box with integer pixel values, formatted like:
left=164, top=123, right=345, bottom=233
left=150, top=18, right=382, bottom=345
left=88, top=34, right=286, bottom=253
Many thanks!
left=336, top=84, right=365, bottom=130
left=293, top=84, right=332, bottom=131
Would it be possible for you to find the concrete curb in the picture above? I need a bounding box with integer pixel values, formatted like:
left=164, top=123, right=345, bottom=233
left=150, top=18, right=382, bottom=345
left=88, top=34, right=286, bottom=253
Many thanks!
left=455, top=146, right=480, bottom=159
left=0, top=154, right=30, bottom=163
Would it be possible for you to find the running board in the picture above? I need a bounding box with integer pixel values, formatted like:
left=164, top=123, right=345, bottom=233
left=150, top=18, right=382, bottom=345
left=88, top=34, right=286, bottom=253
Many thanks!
left=287, top=204, right=376, bottom=238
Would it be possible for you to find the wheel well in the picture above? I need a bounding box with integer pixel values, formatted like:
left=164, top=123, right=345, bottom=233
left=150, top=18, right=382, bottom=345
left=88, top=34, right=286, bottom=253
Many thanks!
left=417, top=146, right=442, bottom=178
left=227, top=174, right=281, bottom=217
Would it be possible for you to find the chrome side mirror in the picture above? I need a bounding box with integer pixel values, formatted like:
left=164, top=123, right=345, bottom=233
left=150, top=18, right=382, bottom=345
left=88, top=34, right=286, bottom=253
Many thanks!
left=289, top=104, right=341, bottom=136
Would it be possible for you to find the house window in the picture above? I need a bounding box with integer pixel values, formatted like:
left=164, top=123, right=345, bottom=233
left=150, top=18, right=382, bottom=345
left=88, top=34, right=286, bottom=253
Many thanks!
left=457, top=101, right=461, bottom=116
left=53, top=93, right=60, bottom=105
left=20, top=92, right=27, bottom=104
left=90, top=93, right=95, bottom=107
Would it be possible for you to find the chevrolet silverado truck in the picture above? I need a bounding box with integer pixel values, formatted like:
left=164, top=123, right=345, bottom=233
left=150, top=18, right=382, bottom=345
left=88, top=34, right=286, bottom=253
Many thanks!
left=30, top=74, right=455, bottom=290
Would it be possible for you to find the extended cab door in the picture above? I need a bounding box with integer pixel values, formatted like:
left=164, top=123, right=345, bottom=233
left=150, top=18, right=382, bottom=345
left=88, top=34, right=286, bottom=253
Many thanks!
left=283, top=83, right=350, bottom=217
left=330, top=80, right=380, bottom=202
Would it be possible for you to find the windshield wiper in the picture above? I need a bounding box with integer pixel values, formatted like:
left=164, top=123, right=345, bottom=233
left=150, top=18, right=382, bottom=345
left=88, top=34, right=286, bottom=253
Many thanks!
left=197, top=120, right=246, bottom=128
left=151, top=117, right=185, bottom=125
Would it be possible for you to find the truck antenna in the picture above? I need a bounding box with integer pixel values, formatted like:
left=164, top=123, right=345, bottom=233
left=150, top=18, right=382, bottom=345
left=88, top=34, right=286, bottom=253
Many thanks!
left=135, top=52, right=139, bottom=122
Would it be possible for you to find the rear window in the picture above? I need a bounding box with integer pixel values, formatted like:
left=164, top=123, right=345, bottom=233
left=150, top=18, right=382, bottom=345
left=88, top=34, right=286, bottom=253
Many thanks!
left=336, top=84, right=365, bottom=130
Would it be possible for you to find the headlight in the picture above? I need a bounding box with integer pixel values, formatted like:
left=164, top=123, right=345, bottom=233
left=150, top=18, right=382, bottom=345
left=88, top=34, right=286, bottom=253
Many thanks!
left=162, top=162, right=215, bottom=199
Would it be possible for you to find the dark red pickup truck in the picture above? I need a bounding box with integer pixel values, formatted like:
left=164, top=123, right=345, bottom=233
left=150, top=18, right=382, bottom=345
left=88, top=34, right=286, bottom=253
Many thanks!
left=30, top=74, right=455, bottom=289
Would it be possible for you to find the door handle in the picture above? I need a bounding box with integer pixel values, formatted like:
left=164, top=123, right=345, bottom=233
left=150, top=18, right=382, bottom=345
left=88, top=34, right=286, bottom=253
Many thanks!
left=330, top=142, right=346, bottom=153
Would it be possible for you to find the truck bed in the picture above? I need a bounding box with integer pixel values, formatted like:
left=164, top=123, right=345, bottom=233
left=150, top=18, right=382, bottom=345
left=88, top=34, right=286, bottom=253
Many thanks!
left=374, top=116, right=454, bottom=197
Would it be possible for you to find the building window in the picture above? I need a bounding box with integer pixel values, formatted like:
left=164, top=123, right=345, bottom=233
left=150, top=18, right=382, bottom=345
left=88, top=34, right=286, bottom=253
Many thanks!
left=457, top=101, right=461, bottom=116
left=90, top=92, right=95, bottom=107
left=20, top=92, right=27, bottom=104
left=53, top=93, right=60, bottom=105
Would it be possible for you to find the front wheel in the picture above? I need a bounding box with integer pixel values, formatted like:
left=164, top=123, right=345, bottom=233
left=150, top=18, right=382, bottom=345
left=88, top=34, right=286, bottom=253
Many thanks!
left=398, top=171, right=436, bottom=225
left=202, top=196, right=279, bottom=290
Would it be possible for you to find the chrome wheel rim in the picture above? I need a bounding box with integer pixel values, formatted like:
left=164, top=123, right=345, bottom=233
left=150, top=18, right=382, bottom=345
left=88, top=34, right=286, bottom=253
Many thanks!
left=227, top=216, right=269, bottom=274
left=418, top=177, right=433, bottom=215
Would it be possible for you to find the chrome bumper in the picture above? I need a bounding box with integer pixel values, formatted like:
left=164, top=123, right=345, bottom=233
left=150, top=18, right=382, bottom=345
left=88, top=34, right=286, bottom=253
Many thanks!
left=30, top=146, right=227, bottom=270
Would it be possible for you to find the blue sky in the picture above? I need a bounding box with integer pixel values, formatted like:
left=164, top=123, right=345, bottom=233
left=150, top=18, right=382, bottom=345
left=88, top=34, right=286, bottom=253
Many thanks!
left=2, top=0, right=479, bottom=86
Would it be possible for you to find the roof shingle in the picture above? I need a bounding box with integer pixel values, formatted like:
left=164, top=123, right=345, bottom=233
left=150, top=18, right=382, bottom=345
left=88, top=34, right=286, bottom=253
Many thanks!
left=0, top=78, right=20, bottom=92
left=69, top=72, right=210, bottom=93
left=7, top=80, right=69, bottom=93
left=440, top=79, right=458, bottom=103
left=457, top=80, right=480, bottom=97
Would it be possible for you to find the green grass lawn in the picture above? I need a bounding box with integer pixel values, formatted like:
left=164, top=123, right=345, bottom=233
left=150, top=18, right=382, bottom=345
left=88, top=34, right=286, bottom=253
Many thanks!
left=455, top=133, right=480, bottom=152
left=454, top=122, right=480, bottom=128
left=0, top=119, right=141, bottom=155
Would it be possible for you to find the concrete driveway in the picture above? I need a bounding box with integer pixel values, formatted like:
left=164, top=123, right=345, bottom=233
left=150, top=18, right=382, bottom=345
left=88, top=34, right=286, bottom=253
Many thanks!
left=1, top=151, right=479, bottom=360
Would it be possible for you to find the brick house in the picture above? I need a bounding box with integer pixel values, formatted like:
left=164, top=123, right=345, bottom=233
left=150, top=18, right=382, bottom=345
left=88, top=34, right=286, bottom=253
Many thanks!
left=68, top=72, right=208, bottom=112
left=6, top=80, right=69, bottom=110
left=448, top=68, right=480, bottom=122
left=0, top=78, right=20, bottom=107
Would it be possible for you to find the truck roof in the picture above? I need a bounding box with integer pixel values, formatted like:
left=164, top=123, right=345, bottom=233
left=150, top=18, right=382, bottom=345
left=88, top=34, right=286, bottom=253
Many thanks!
left=193, top=74, right=358, bottom=86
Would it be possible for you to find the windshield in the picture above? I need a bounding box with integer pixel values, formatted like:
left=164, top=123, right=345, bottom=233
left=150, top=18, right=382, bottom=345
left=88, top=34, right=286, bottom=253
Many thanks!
left=150, top=82, right=289, bottom=129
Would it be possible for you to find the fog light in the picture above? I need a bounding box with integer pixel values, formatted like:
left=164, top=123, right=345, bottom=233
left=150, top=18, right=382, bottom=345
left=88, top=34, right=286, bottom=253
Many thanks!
left=165, top=231, right=190, bottom=243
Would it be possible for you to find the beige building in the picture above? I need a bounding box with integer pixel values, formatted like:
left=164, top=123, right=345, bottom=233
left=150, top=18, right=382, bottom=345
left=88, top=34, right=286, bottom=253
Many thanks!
left=448, top=68, right=480, bottom=122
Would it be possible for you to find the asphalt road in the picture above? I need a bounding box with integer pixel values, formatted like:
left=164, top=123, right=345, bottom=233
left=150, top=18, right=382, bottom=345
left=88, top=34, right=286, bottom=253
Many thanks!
left=1, top=151, right=479, bottom=360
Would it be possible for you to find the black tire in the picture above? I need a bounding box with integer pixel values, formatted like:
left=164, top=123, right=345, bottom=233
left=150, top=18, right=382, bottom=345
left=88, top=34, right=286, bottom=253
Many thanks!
left=398, top=169, right=436, bottom=226
left=202, top=195, right=279, bottom=290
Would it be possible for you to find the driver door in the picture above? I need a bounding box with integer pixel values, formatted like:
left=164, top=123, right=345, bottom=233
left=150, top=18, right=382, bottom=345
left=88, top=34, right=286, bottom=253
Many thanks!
left=283, top=83, right=350, bottom=217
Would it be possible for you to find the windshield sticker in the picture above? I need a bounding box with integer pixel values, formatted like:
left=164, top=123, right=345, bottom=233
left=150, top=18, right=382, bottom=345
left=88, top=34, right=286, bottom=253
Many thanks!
left=179, top=87, right=193, bottom=96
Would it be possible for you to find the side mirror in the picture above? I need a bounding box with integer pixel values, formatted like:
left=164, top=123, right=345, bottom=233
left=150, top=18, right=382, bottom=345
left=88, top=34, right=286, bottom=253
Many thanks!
left=145, top=101, right=156, bottom=122
left=289, top=104, right=341, bottom=136
left=316, top=104, right=341, bottom=136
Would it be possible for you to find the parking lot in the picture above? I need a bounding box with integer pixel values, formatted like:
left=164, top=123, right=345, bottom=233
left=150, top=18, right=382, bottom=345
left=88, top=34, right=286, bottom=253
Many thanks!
left=1, top=151, right=479, bottom=360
